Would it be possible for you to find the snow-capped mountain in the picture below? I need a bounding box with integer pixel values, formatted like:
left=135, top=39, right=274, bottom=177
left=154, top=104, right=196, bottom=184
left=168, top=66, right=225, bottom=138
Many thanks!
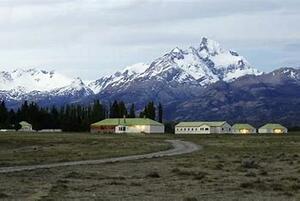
left=0, top=37, right=261, bottom=98
left=52, top=77, right=94, bottom=97
left=0, top=69, right=93, bottom=105
left=0, top=38, right=300, bottom=125
left=88, top=63, right=149, bottom=93
left=89, top=37, right=261, bottom=93
left=0, top=69, right=73, bottom=92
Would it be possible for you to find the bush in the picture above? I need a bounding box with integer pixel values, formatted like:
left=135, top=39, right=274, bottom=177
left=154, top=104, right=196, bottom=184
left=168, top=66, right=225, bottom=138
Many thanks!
left=241, top=159, right=259, bottom=169
left=146, top=172, right=160, bottom=178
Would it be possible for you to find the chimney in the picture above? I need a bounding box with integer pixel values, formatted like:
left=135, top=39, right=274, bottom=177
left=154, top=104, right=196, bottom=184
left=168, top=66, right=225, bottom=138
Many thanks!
left=123, top=115, right=126, bottom=124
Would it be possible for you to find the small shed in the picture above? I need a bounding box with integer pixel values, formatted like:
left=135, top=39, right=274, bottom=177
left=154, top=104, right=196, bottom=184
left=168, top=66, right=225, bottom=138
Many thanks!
left=232, top=124, right=256, bottom=134
left=90, top=118, right=164, bottom=134
left=258, top=124, right=288, bottom=134
left=18, top=121, right=33, bottom=132
left=175, top=121, right=232, bottom=134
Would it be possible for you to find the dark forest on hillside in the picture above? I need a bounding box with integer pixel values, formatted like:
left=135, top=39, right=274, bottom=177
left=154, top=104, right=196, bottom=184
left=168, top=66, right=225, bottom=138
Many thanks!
left=0, top=100, right=163, bottom=132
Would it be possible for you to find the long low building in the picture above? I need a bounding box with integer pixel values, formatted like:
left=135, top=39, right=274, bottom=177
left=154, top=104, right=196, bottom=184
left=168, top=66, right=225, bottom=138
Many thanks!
left=258, top=124, right=288, bottom=134
left=175, top=121, right=231, bottom=134
left=90, top=118, right=165, bottom=134
left=232, top=123, right=257, bottom=134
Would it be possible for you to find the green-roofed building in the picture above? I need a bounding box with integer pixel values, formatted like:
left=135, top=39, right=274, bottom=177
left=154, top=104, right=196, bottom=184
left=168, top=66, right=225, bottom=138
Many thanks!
left=232, top=124, right=257, bottom=134
left=90, top=118, right=165, bottom=134
left=258, top=124, right=288, bottom=134
left=175, top=121, right=231, bottom=134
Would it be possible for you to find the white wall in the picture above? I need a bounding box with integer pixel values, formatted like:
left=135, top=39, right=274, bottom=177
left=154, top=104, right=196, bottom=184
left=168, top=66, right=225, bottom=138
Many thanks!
left=149, top=125, right=165, bottom=133
left=211, top=123, right=232, bottom=134
left=175, top=125, right=211, bottom=134
left=232, top=128, right=257, bottom=134
left=175, top=123, right=232, bottom=134
left=115, top=125, right=164, bottom=134
left=258, top=128, right=288, bottom=134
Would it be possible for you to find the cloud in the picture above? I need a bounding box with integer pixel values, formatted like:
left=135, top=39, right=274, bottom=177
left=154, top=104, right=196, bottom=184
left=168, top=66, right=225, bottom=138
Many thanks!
left=0, top=0, right=299, bottom=79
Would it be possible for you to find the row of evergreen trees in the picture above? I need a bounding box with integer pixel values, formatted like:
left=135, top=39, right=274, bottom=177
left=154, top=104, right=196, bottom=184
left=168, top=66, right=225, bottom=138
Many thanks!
left=0, top=100, right=163, bottom=132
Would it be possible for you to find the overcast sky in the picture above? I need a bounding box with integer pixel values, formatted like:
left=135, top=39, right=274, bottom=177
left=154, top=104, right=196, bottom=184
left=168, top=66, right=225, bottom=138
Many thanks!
left=0, top=0, right=299, bottom=79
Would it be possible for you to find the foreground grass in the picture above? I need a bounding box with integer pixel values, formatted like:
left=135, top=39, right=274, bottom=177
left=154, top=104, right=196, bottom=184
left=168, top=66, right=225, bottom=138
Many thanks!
left=0, top=133, right=300, bottom=200
left=0, top=132, right=170, bottom=167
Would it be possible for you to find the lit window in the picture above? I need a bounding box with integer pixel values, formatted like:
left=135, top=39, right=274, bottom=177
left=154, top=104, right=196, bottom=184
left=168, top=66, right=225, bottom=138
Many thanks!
left=274, top=129, right=283, bottom=134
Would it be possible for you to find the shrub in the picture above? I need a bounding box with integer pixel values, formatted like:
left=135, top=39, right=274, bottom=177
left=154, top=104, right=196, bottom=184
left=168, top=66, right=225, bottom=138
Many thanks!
left=146, top=172, right=160, bottom=178
left=241, top=159, right=259, bottom=169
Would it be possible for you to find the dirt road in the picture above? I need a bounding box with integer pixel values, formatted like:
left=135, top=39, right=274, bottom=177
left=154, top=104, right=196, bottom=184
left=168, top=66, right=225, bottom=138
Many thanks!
left=0, top=140, right=200, bottom=174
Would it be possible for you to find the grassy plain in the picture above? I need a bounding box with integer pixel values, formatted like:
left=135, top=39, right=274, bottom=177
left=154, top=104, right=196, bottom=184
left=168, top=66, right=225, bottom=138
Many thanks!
left=0, top=133, right=300, bottom=201
left=0, top=133, right=170, bottom=167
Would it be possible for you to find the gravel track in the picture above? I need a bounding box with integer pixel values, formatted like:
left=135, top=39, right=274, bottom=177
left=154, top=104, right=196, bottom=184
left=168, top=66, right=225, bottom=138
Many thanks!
left=0, top=140, right=200, bottom=174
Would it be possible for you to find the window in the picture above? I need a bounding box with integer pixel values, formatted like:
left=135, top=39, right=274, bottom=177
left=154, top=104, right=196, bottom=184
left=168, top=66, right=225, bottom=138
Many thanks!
left=184, top=128, right=186, bottom=131
left=187, top=128, right=190, bottom=131
left=205, top=128, right=209, bottom=131
left=191, top=128, right=193, bottom=131
left=222, top=128, right=224, bottom=131
left=200, top=128, right=204, bottom=131
left=195, top=128, right=197, bottom=131
left=119, top=127, right=126, bottom=131
left=181, top=128, right=183, bottom=131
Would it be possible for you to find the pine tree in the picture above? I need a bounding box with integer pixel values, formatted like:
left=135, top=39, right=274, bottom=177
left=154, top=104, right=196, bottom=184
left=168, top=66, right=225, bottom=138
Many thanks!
left=110, top=100, right=119, bottom=118
left=158, top=103, right=163, bottom=123
left=118, top=101, right=127, bottom=117
left=0, top=101, right=8, bottom=128
left=147, top=101, right=156, bottom=120
left=129, top=103, right=135, bottom=118
left=140, top=101, right=156, bottom=120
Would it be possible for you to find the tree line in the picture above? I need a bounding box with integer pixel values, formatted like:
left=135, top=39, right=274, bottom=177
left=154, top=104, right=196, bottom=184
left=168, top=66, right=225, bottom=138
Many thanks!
left=0, top=100, right=163, bottom=132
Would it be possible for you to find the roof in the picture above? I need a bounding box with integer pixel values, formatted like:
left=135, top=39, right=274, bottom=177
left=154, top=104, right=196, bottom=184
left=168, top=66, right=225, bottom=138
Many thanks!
left=232, top=124, right=255, bottom=130
left=259, top=123, right=286, bottom=129
left=19, top=121, right=32, bottom=126
left=176, top=121, right=227, bottom=127
left=91, top=118, right=164, bottom=127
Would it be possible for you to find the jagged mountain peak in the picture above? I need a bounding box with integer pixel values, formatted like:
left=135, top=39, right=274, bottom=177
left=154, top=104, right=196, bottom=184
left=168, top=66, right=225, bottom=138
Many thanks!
left=0, top=68, right=74, bottom=93
left=0, top=37, right=264, bottom=106
left=271, top=67, right=300, bottom=80
left=122, top=63, right=149, bottom=75
left=198, top=37, right=224, bottom=56
left=89, top=37, right=262, bottom=94
left=71, top=77, right=85, bottom=86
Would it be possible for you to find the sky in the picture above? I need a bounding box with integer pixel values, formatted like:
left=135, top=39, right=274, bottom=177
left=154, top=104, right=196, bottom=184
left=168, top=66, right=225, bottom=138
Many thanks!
left=0, top=0, right=299, bottom=79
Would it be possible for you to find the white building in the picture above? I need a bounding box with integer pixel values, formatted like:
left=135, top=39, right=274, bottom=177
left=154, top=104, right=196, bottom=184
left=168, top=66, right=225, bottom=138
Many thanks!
left=258, top=124, right=288, bottom=134
left=232, top=124, right=257, bottom=134
left=18, top=121, right=33, bottom=132
left=175, top=121, right=232, bottom=134
left=91, top=118, right=165, bottom=134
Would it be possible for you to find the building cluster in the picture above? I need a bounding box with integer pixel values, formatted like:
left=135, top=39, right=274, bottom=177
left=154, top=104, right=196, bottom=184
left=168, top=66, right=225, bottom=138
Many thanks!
left=0, top=118, right=288, bottom=134
left=175, top=122, right=287, bottom=134
left=90, top=118, right=288, bottom=134
left=0, top=121, right=62, bottom=133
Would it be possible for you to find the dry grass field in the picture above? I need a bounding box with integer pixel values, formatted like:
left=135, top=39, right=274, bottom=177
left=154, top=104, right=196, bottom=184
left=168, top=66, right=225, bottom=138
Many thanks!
left=0, top=133, right=300, bottom=200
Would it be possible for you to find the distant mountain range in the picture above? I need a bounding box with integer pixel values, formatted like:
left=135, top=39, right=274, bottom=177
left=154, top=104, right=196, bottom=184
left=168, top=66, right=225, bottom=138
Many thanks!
left=0, top=37, right=299, bottom=126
